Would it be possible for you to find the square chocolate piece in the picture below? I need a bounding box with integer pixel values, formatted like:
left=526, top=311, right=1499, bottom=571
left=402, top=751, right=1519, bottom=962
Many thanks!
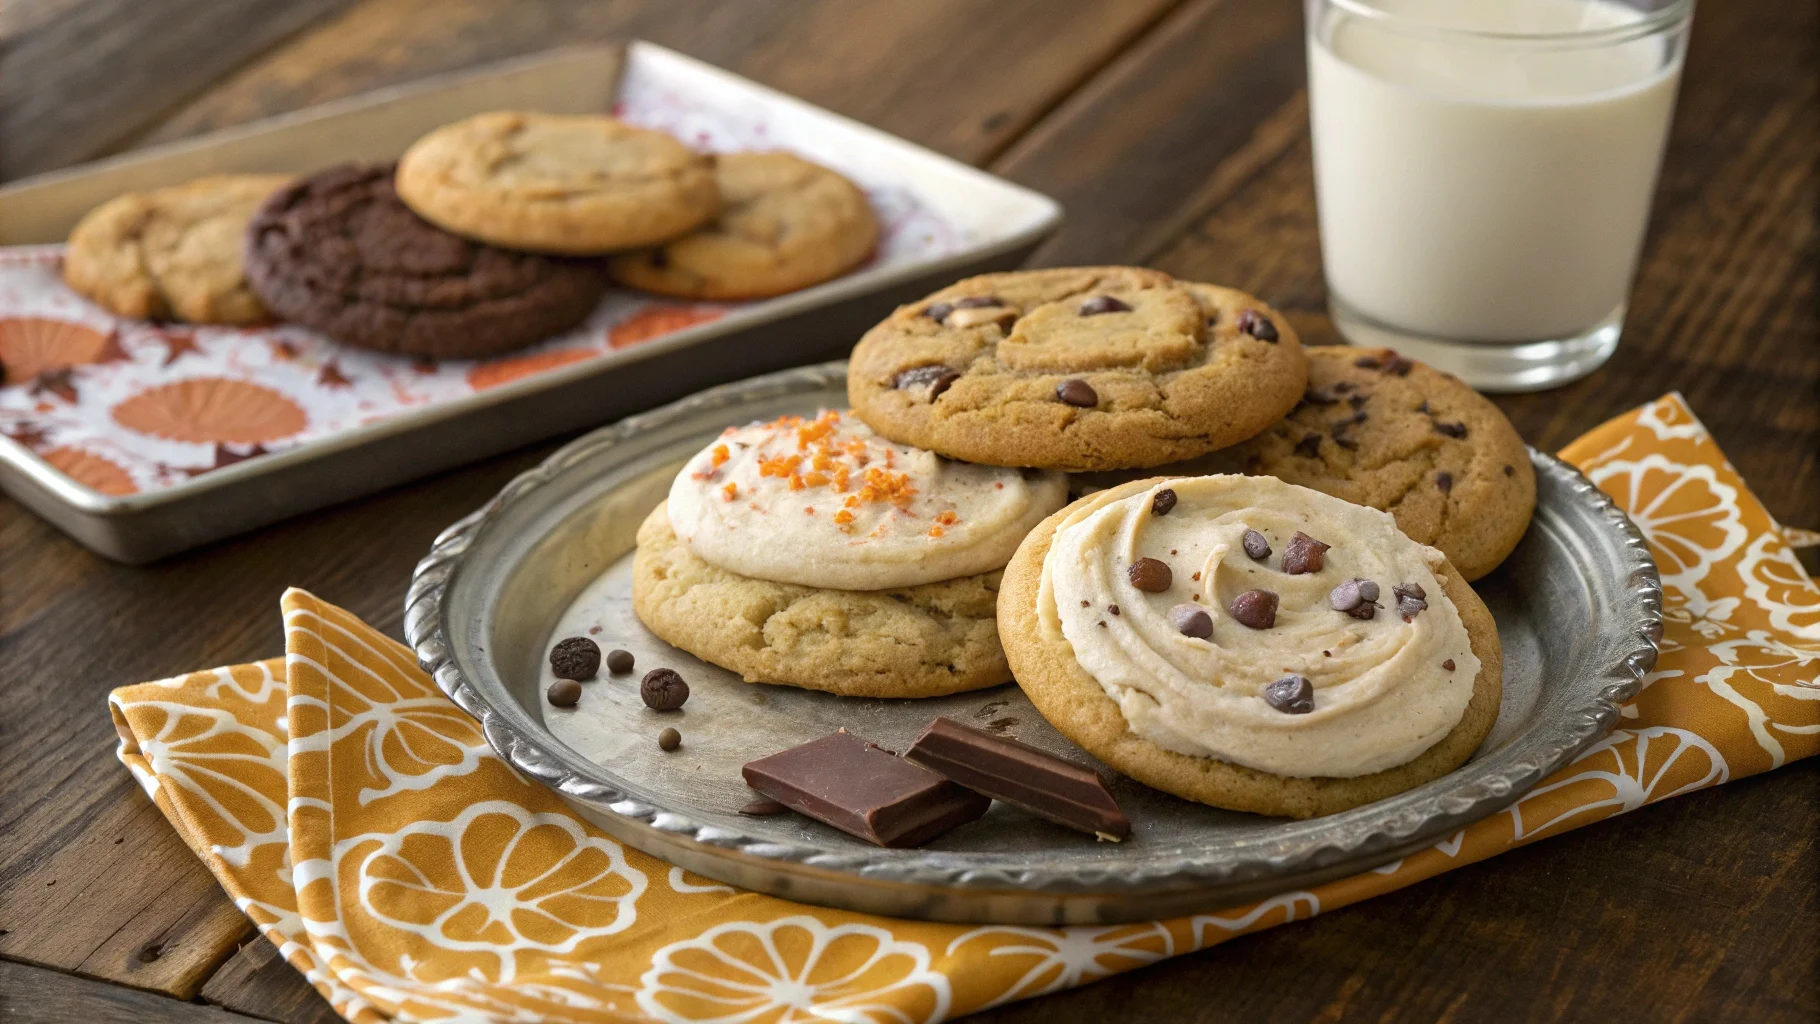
left=742, top=730, right=990, bottom=848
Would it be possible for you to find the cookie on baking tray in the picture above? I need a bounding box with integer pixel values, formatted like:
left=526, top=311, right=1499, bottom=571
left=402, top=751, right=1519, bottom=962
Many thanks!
left=395, top=111, right=719, bottom=255
left=630, top=409, right=1068, bottom=698
left=998, top=474, right=1502, bottom=820
left=847, top=267, right=1308, bottom=472
left=63, top=174, right=291, bottom=325
left=1218, top=346, right=1536, bottom=581
left=243, top=164, right=605, bottom=359
left=609, top=151, right=878, bottom=300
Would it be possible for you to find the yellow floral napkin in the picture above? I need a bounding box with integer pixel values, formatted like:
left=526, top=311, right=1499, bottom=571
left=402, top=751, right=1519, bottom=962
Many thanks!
left=110, top=393, right=1818, bottom=1024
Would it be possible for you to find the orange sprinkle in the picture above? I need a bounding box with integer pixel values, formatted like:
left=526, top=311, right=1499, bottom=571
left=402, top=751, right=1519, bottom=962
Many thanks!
left=804, top=471, right=829, bottom=487
left=721, top=482, right=738, bottom=501
left=758, top=453, right=802, bottom=478
left=833, top=508, right=855, bottom=526
left=710, top=443, right=730, bottom=468
left=994, top=481, right=1004, bottom=489
left=795, top=410, right=840, bottom=450
left=935, top=510, right=959, bottom=526
left=804, top=507, right=815, bottom=515
left=833, top=467, right=850, bottom=492
left=788, top=472, right=806, bottom=491
left=811, top=450, right=835, bottom=472
left=1191, top=571, right=1202, bottom=581
left=928, top=525, right=945, bottom=538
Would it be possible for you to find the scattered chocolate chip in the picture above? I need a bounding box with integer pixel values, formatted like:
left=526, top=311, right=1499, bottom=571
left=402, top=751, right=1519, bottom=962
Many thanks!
left=1236, top=309, right=1279, bottom=341
left=1434, top=421, right=1468, bottom=439
left=1436, top=471, right=1454, bottom=495
left=547, top=678, right=582, bottom=708
left=1442, top=659, right=1457, bottom=671
left=1398, top=595, right=1428, bottom=620
left=1170, top=603, right=1214, bottom=639
left=924, top=301, right=954, bottom=322
left=1056, top=378, right=1098, bottom=407
left=1348, top=393, right=1369, bottom=410
left=1281, top=531, right=1331, bottom=574
left=550, top=637, right=600, bottom=680
left=606, top=648, right=635, bottom=675
left=1108, top=604, right=1121, bottom=615
left=641, top=668, right=690, bottom=711
left=1151, top=488, right=1178, bottom=516
left=1295, top=433, right=1322, bottom=458
left=1128, top=557, right=1173, bottom=592
left=1097, top=620, right=1107, bottom=628
left=658, top=727, right=682, bottom=751
left=1242, top=529, right=1271, bottom=560
left=740, top=797, right=786, bottom=815
left=1354, top=355, right=1383, bottom=369
left=1228, top=589, right=1279, bottom=629
left=1503, top=464, right=1516, bottom=476
left=1394, top=582, right=1427, bottom=601
left=1078, top=295, right=1132, bottom=316
left=1263, top=675, right=1315, bottom=714
left=1384, top=354, right=1414, bottom=375
left=1328, top=577, right=1381, bottom=613
left=1332, top=380, right=1356, bottom=394
left=1303, top=388, right=1339, bottom=406
left=893, top=365, right=953, bottom=390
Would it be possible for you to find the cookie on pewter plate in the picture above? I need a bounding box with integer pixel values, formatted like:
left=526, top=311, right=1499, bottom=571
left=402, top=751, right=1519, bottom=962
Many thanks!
left=632, top=409, right=1069, bottom=697
left=64, top=174, right=291, bottom=325
left=999, top=475, right=1502, bottom=819
left=848, top=267, right=1307, bottom=472
left=1219, top=346, right=1535, bottom=581
left=396, top=112, right=719, bottom=255
left=610, top=152, right=878, bottom=300
left=244, top=165, right=605, bottom=359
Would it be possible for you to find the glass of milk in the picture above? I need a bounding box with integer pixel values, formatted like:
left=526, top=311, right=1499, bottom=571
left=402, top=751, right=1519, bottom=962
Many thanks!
left=1307, top=0, right=1693, bottom=391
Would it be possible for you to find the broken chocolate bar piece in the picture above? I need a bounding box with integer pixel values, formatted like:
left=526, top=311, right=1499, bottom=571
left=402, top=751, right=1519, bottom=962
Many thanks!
left=903, top=717, right=1131, bottom=840
left=741, top=730, right=990, bottom=848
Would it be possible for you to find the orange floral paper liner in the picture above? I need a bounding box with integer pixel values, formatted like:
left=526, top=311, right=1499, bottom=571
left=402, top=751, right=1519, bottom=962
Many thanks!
left=109, top=393, right=1817, bottom=1023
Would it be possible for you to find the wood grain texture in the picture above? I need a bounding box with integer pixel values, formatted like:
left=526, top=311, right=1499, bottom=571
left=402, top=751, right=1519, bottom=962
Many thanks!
left=200, top=937, right=341, bottom=1024
left=0, top=959, right=269, bottom=1023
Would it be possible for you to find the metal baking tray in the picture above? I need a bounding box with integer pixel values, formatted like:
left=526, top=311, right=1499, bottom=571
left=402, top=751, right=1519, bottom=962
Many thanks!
left=406, top=362, right=1662, bottom=925
left=0, top=43, right=1061, bottom=562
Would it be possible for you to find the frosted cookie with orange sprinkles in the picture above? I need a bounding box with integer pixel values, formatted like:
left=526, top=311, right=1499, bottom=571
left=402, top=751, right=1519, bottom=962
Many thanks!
left=632, top=410, right=1068, bottom=697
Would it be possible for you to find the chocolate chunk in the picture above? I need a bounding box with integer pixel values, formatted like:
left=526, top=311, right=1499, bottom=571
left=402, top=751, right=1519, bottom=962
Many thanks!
left=1503, top=464, right=1516, bottom=476
left=1108, top=604, right=1121, bottom=615
left=1280, top=531, right=1330, bottom=575
left=1242, top=529, right=1271, bottom=560
left=606, top=648, right=635, bottom=675
left=1348, top=394, right=1369, bottom=410
left=1436, top=471, right=1454, bottom=495
left=923, top=301, right=954, bottom=322
left=1263, top=675, right=1315, bottom=714
left=742, top=731, right=990, bottom=848
left=1151, top=488, right=1178, bottom=516
left=1329, top=577, right=1381, bottom=615
left=904, top=717, right=1130, bottom=839
left=893, top=365, right=953, bottom=390
left=1434, top=421, right=1468, bottom=439
left=1332, top=380, right=1356, bottom=394
left=549, top=637, right=600, bottom=680
left=1442, top=659, right=1457, bottom=672
left=1398, top=594, right=1428, bottom=620
left=1236, top=309, right=1279, bottom=341
left=640, top=668, right=690, bottom=711
left=740, top=797, right=786, bottom=815
left=1384, top=354, right=1414, bottom=375
left=1303, top=388, right=1339, bottom=406
left=1078, top=295, right=1132, bottom=316
left=1394, top=582, right=1426, bottom=602
left=1356, top=579, right=1381, bottom=603
left=1331, top=427, right=1359, bottom=450
left=1128, top=557, right=1173, bottom=592
left=546, top=678, right=582, bottom=708
left=1170, top=603, right=1213, bottom=639
left=1228, top=589, right=1279, bottom=629
left=658, top=727, right=681, bottom=751
left=1056, top=379, right=1098, bottom=407
left=1295, top=433, right=1322, bottom=458
left=1354, top=355, right=1383, bottom=369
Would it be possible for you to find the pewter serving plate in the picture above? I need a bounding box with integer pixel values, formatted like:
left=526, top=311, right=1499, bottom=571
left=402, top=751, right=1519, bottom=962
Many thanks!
left=407, top=362, right=1661, bottom=925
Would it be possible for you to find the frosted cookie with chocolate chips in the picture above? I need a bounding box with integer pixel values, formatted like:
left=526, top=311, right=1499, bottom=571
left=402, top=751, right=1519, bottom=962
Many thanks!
left=632, top=410, right=1069, bottom=697
left=999, top=475, right=1502, bottom=819
left=610, top=152, right=878, bottom=299
left=1221, top=347, right=1535, bottom=581
left=847, top=267, right=1308, bottom=472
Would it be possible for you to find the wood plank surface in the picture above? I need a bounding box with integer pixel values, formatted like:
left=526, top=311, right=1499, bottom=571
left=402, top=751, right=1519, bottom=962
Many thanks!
left=0, top=958, right=269, bottom=1023
left=199, top=938, right=341, bottom=1024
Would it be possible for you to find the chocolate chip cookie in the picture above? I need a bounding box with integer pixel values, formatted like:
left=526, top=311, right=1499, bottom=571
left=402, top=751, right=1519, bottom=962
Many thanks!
left=395, top=112, right=719, bottom=255
left=244, top=165, right=604, bottom=358
left=1220, top=347, right=1536, bottom=581
left=847, top=268, right=1307, bottom=471
left=64, top=174, right=291, bottom=325
left=609, top=151, right=878, bottom=300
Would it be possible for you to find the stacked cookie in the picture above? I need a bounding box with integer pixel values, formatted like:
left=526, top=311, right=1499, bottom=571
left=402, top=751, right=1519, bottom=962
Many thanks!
left=61, top=112, right=879, bottom=359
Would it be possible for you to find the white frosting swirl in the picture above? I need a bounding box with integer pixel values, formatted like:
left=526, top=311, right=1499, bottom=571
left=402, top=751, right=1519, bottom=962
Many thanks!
left=1039, top=475, right=1479, bottom=778
left=669, top=410, right=1068, bottom=590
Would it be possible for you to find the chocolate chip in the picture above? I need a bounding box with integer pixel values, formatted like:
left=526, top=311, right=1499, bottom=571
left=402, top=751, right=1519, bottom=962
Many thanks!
left=1332, top=381, right=1356, bottom=394
left=1393, top=582, right=1427, bottom=602
left=547, top=678, right=582, bottom=708
left=1078, top=295, right=1132, bottom=316
left=1328, top=579, right=1364, bottom=611
left=1303, top=388, right=1339, bottom=406
left=1108, top=604, right=1121, bottom=615
left=1417, top=399, right=1432, bottom=414
left=1056, top=379, right=1098, bottom=407
left=1170, top=603, right=1214, bottom=639
left=1332, top=432, right=1359, bottom=451
left=929, top=371, right=960, bottom=398
left=1503, top=464, right=1516, bottom=476
left=1436, top=471, right=1454, bottom=495
left=1151, top=488, right=1177, bottom=516
left=1347, top=394, right=1369, bottom=410
left=1228, top=589, right=1279, bottom=629
left=658, top=727, right=682, bottom=751
left=550, top=637, right=600, bottom=680
left=1356, top=579, right=1380, bottom=603
left=1295, top=433, right=1322, bottom=458
left=1398, top=595, right=1428, bottom=620
left=740, top=797, right=786, bottom=815
left=641, top=668, right=690, bottom=711
left=1242, top=529, right=1271, bottom=560
left=1354, top=355, right=1383, bottom=369
left=1281, top=531, right=1331, bottom=574
left=1384, top=354, right=1414, bottom=376
left=893, top=365, right=953, bottom=391
left=606, top=648, right=635, bottom=675
left=1442, top=659, right=1456, bottom=672
left=924, top=302, right=954, bottom=322
left=1262, top=675, right=1315, bottom=714
left=1236, top=309, right=1279, bottom=341
left=1434, top=421, right=1468, bottom=439
left=1128, top=557, right=1173, bottom=592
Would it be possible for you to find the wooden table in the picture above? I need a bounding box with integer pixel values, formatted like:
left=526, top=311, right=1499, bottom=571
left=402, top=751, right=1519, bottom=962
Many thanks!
left=2, top=1, right=1814, bottom=1020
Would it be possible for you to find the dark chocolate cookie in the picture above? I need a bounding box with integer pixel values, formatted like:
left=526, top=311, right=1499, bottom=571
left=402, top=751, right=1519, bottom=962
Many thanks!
left=243, top=164, right=604, bottom=358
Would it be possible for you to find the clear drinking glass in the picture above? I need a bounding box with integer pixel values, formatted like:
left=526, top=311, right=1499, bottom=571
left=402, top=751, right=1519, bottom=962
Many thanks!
left=1305, top=0, right=1694, bottom=391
